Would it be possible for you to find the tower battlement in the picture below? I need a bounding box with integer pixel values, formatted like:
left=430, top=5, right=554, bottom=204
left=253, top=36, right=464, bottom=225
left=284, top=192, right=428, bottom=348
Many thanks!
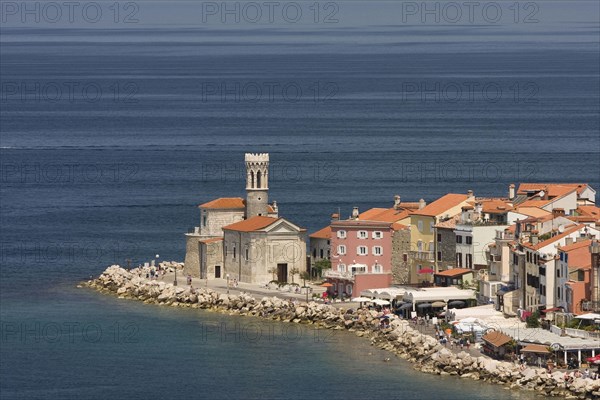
left=245, top=153, right=269, bottom=162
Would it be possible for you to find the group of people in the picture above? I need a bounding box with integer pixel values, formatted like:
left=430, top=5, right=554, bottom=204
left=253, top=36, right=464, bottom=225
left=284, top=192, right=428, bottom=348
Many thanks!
left=564, top=368, right=600, bottom=383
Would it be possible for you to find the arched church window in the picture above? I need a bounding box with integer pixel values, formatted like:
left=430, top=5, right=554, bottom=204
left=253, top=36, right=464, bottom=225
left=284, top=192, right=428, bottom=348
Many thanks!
left=257, top=170, right=262, bottom=188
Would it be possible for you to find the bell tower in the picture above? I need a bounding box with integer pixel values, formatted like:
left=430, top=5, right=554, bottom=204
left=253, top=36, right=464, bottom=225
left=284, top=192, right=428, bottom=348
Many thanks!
left=245, top=153, right=269, bottom=218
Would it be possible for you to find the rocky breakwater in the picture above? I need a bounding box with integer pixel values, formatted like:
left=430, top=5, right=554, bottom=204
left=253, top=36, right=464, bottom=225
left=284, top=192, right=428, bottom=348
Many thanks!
left=372, top=319, right=600, bottom=399
left=84, top=265, right=600, bottom=399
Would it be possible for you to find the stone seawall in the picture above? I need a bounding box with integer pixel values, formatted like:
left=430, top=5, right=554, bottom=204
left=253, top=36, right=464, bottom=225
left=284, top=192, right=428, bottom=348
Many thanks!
left=83, top=265, right=600, bottom=400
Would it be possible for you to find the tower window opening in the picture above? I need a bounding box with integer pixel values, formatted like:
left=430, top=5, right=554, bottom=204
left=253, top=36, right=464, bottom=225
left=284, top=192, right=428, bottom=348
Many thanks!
left=257, top=170, right=262, bottom=188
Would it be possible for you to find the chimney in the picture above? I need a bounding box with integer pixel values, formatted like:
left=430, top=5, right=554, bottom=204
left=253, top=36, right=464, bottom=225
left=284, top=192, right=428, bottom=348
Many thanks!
left=531, top=232, right=539, bottom=246
left=419, top=199, right=426, bottom=210
left=351, top=207, right=359, bottom=220
left=552, top=208, right=565, bottom=219
left=394, top=195, right=401, bottom=209
left=475, top=202, right=483, bottom=215
left=272, top=201, right=278, bottom=212
left=330, top=213, right=339, bottom=222
left=509, top=184, right=515, bottom=200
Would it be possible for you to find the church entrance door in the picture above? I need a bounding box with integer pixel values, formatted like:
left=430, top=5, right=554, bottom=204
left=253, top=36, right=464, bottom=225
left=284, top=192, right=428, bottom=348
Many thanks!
left=277, top=263, right=288, bottom=283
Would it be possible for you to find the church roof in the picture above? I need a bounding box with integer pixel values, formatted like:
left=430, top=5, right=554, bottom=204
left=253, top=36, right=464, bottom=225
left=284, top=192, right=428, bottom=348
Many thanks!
left=310, top=226, right=332, bottom=239
left=200, top=197, right=245, bottom=209
left=222, top=216, right=279, bottom=232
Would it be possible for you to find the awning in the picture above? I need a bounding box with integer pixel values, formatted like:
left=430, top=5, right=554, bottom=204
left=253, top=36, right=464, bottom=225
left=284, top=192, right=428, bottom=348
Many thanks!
left=448, top=300, right=465, bottom=307
left=521, top=344, right=550, bottom=354
left=432, top=301, right=446, bottom=307
left=482, top=331, right=513, bottom=348
left=418, top=268, right=434, bottom=274
left=398, top=303, right=413, bottom=310
left=417, top=303, right=432, bottom=309
left=542, top=307, right=562, bottom=313
left=574, top=313, right=600, bottom=320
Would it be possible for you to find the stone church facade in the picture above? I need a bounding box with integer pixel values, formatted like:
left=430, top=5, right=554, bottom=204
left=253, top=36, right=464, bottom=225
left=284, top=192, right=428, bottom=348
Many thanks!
left=184, top=153, right=306, bottom=284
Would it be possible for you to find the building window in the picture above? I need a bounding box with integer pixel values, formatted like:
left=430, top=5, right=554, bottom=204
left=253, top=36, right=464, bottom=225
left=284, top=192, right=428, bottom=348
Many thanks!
left=456, top=236, right=462, bottom=244
left=556, top=268, right=560, bottom=278
left=337, top=230, right=346, bottom=239
left=373, top=246, right=383, bottom=256
left=337, top=245, right=346, bottom=255
left=466, top=236, right=472, bottom=245
left=358, top=231, right=368, bottom=239
left=417, top=221, right=423, bottom=232
left=429, top=221, right=435, bottom=232
left=312, top=248, right=317, bottom=258
left=373, top=231, right=383, bottom=239
left=560, top=252, right=564, bottom=261
left=403, top=253, right=408, bottom=262
left=437, top=251, right=442, bottom=261
left=338, top=263, right=346, bottom=273
left=457, top=253, right=462, bottom=267
left=320, top=249, right=324, bottom=258
left=233, top=246, right=236, bottom=259
left=245, top=247, right=249, bottom=260
left=466, top=254, right=472, bottom=268
left=437, top=233, right=442, bottom=243
left=202, top=214, right=207, bottom=227
left=346, top=284, right=353, bottom=295
left=565, top=254, right=569, bottom=263
left=373, top=264, right=382, bottom=273
left=357, top=246, right=368, bottom=255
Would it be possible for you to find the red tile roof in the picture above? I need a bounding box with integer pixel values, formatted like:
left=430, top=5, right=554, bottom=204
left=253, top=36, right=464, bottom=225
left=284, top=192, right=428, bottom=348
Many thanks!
left=413, top=194, right=470, bottom=217
left=517, top=183, right=584, bottom=197
left=514, top=207, right=552, bottom=218
left=222, top=216, right=279, bottom=232
left=435, top=268, right=473, bottom=277
left=310, top=226, right=332, bottom=239
left=200, top=237, right=224, bottom=244
left=200, top=197, right=245, bottom=209
left=522, top=224, right=583, bottom=250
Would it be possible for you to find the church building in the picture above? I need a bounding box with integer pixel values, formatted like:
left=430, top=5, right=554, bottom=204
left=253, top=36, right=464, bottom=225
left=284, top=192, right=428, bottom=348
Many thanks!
left=184, top=153, right=307, bottom=284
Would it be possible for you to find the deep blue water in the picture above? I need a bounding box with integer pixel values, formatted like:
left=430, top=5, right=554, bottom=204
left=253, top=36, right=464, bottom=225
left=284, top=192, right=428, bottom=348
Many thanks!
left=1, top=1, right=599, bottom=399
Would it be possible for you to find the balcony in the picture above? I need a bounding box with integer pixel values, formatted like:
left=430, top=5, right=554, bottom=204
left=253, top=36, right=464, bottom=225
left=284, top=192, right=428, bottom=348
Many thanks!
left=495, top=230, right=515, bottom=240
left=322, top=269, right=354, bottom=280
left=410, top=251, right=435, bottom=262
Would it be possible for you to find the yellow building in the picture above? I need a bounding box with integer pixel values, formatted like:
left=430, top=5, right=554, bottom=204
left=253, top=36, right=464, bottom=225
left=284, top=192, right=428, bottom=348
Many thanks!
left=408, top=192, right=472, bottom=284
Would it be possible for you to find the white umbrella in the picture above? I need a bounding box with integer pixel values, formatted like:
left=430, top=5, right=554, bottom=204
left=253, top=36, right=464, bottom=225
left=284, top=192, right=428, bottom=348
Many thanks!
left=372, top=299, right=390, bottom=306
left=352, top=296, right=372, bottom=302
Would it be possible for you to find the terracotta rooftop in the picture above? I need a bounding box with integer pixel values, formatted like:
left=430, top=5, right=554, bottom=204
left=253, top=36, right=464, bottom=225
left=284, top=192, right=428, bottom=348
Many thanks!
left=517, top=183, right=585, bottom=197
left=222, top=216, right=279, bottom=232
left=364, top=208, right=412, bottom=223
left=435, top=214, right=460, bottom=229
left=560, top=239, right=593, bottom=267
left=310, top=226, right=332, bottom=239
left=482, top=331, right=513, bottom=348
left=200, top=197, right=245, bottom=209
left=577, top=205, right=600, bottom=220
left=199, top=237, right=223, bottom=244
left=514, top=207, right=552, bottom=218
left=331, top=220, right=393, bottom=228
left=479, top=199, right=514, bottom=213
left=435, top=268, right=473, bottom=277
left=391, top=222, right=409, bottom=231
left=358, top=208, right=388, bottom=220
left=522, top=224, right=583, bottom=250
left=413, top=193, right=470, bottom=217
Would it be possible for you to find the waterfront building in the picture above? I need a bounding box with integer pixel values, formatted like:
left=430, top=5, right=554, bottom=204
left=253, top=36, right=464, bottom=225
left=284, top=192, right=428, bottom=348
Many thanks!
left=309, top=224, right=332, bottom=277
left=408, top=192, right=472, bottom=284
left=557, top=239, right=593, bottom=314
left=184, top=153, right=306, bottom=284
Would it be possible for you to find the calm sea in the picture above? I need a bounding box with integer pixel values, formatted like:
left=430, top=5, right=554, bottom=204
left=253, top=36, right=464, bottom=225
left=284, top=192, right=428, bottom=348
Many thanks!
left=1, top=1, right=598, bottom=398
